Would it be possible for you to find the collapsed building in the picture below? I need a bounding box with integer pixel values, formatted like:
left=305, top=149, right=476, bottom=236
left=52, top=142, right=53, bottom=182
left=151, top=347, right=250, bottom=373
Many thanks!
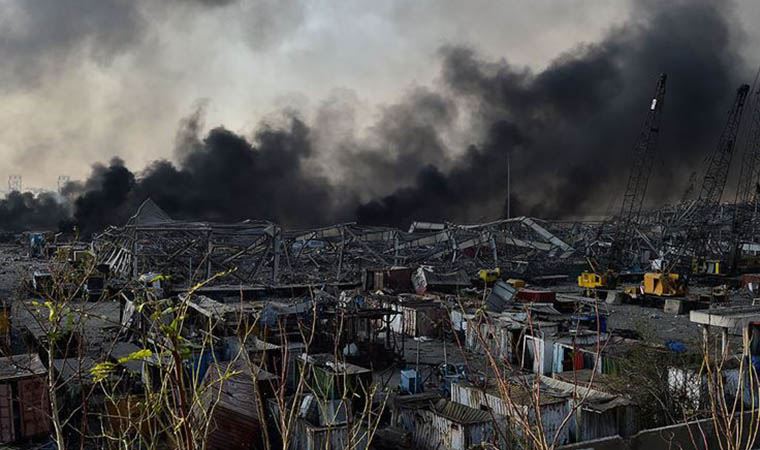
left=92, top=198, right=585, bottom=290
left=0, top=171, right=755, bottom=449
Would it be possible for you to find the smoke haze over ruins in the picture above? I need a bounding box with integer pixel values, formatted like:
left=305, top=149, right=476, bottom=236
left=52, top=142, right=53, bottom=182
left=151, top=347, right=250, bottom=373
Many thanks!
left=1, top=0, right=760, bottom=232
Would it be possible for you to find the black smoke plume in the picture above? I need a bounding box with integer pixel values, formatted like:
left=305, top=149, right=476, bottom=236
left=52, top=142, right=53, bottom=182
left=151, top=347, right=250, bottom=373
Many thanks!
left=358, top=0, right=748, bottom=224
left=0, top=192, right=71, bottom=233
left=0, top=0, right=752, bottom=234
left=63, top=116, right=346, bottom=235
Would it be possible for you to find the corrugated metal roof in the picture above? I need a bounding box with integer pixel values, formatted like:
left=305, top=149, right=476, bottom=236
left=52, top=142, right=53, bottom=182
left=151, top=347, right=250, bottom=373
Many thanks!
left=299, top=353, right=371, bottom=375
left=52, top=357, right=96, bottom=382
left=431, top=399, right=492, bottom=424
left=540, top=375, right=634, bottom=412
left=486, top=281, right=517, bottom=312
left=0, top=354, right=46, bottom=380
left=393, top=392, right=442, bottom=410
left=128, top=198, right=173, bottom=225
left=110, top=341, right=148, bottom=374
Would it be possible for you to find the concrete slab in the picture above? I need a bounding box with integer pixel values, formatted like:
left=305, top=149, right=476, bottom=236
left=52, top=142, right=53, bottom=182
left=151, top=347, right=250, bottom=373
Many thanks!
left=690, top=306, right=760, bottom=332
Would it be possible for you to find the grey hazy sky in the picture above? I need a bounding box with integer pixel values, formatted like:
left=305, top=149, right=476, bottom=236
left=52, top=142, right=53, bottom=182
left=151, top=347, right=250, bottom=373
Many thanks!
left=0, top=0, right=758, bottom=189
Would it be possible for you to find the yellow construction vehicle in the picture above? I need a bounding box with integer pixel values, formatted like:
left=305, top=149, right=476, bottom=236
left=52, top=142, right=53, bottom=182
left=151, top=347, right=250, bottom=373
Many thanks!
left=691, top=257, right=724, bottom=276
left=477, top=268, right=501, bottom=285
left=642, top=271, right=686, bottom=297
left=577, top=270, right=617, bottom=290
left=577, top=258, right=617, bottom=290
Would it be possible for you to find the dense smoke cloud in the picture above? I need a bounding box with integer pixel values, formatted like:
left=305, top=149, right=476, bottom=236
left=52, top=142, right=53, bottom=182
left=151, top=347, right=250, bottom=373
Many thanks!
left=0, top=192, right=70, bottom=233
left=0, top=0, right=300, bottom=91
left=62, top=112, right=347, bottom=235
left=0, top=0, right=145, bottom=89
left=358, top=0, right=747, bottom=224
left=0, top=0, right=752, bottom=234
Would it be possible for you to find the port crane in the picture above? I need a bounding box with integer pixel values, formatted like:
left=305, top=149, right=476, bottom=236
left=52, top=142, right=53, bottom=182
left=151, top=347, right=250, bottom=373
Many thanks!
left=578, top=74, right=667, bottom=291
left=730, top=84, right=760, bottom=273
left=670, top=84, right=750, bottom=277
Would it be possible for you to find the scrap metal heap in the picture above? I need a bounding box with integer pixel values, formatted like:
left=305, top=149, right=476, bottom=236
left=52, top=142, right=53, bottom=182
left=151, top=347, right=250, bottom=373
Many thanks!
left=94, top=195, right=760, bottom=292
left=92, top=195, right=760, bottom=291
left=93, top=200, right=585, bottom=289
left=90, top=80, right=760, bottom=289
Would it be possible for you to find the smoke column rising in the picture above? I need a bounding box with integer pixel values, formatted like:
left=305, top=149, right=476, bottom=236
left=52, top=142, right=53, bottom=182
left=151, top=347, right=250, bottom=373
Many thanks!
left=0, top=0, right=752, bottom=234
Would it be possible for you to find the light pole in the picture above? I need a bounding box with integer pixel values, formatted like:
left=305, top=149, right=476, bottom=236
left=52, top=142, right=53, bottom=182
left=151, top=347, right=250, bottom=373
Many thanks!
left=506, top=150, right=511, bottom=219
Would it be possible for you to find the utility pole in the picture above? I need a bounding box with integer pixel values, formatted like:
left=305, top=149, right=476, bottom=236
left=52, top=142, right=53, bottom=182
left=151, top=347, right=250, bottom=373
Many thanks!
left=506, top=150, right=511, bottom=219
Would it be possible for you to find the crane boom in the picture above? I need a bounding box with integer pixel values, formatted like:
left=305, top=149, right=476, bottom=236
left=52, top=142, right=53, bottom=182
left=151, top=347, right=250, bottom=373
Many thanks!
left=735, top=87, right=760, bottom=206
left=697, top=84, right=750, bottom=209
left=609, top=73, right=667, bottom=267
left=579, top=74, right=667, bottom=291
left=677, top=84, right=750, bottom=274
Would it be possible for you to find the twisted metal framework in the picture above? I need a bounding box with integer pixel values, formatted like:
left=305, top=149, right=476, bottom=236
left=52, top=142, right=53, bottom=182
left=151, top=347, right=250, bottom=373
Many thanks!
left=93, top=200, right=584, bottom=288
left=735, top=88, right=760, bottom=206
left=91, top=195, right=760, bottom=287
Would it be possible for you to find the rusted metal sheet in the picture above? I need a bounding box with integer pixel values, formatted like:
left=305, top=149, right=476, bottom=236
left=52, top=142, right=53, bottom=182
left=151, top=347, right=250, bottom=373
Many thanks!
left=365, top=267, right=414, bottom=292
left=451, top=381, right=570, bottom=445
left=516, top=288, right=556, bottom=303
left=536, top=400, right=570, bottom=446
left=397, top=400, right=495, bottom=450
left=0, top=383, right=14, bottom=443
left=17, top=377, right=50, bottom=439
left=206, top=405, right=260, bottom=450
left=465, top=319, right=518, bottom=362
left=0, top=306, right=10, bottom=336
left=385, top=300, right=447, bottom=337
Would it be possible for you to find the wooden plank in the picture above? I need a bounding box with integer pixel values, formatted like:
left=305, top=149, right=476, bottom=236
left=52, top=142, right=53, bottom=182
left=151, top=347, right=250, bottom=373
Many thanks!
left=0, top=383, right=14, bottom=443
left=18, top=377, right=50, bottom=438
